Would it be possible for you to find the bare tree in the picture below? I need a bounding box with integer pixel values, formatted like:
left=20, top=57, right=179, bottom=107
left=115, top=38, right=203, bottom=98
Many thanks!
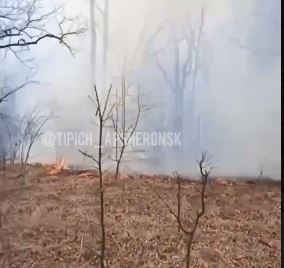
left=79, top=85, right=115, bottom=268
left=0, top=77, right=39, bottom=169
left=0, top=1, right=84, bottom=166
left=155, top=151, right=212, bottom=268
left=188, top=8, right=204, bottom=141
left=1, top=107, right=50, bottom=181
left=5, top=117, right=21, bottom=165
left=0, top=111, right=15, bottom=166
left=152, top=8, right=205, bottom=137
left=0, top=0, right=85, bottom=57
left=111, top=80, right=147, bottom=180
left=90, top=0, right=97, bottom=86
left=0, top=0, right=84, bottom=104
left=18, top=108, right=49, bottom=167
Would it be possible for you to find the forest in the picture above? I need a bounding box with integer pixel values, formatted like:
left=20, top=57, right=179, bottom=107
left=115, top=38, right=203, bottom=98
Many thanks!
left=0, top=0, right=281, bottom=267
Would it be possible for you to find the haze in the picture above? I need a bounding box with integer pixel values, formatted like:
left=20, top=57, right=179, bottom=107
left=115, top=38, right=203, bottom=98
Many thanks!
left=2, top=0, right=281, bottom=178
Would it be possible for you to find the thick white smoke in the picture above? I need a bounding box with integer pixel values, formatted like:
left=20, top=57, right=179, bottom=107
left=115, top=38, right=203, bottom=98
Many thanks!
left=2, top=0, right=280, bottom=178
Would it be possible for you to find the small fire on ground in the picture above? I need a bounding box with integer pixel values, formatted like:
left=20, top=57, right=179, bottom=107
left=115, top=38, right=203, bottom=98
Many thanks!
left=47, top=159, right=68, bottom=175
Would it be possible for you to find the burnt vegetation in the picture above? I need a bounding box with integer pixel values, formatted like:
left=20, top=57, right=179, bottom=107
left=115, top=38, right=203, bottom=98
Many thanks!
left=0, top=1, right=280, bottom=268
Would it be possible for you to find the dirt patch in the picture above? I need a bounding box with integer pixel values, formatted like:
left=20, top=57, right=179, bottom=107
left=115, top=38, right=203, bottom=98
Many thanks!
left=0, top=165, right=280, bottom=267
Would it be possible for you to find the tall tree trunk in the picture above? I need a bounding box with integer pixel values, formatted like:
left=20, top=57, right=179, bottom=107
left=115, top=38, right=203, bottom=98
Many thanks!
left=173, top=42, right=183, bottom=135
left=98, top=116, right=106, bottom=268
left=103, top=0, right=109, bottom=87
left=90, top=0, right=97, bottom=87
left=174, top=89, right=184, bottom=139
left=189, top=8, right=204, bottom=145
left=197, top=113, right=201, bottom=153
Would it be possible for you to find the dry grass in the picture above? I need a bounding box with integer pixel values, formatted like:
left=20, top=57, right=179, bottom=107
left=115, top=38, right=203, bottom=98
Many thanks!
left=0, top=165, right=281, bottom=267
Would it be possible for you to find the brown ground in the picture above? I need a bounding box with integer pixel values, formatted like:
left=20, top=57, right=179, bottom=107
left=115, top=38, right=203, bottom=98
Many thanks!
left=0, top=165, right=281, bottom=268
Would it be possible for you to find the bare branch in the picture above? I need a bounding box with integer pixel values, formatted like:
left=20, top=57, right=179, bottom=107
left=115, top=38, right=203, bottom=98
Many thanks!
left=155, top=151, right=213, bottom=268
left=112, top=80, right=145, bottom=180
left=78, top=150, right=99, bottom=167
left=0, top=0, right=86, bottom=61
left=79, top=84, right=114, bottom=268
left=0, top=80, right=38, bottom=104
left=154, top=55, right=174, bottom=90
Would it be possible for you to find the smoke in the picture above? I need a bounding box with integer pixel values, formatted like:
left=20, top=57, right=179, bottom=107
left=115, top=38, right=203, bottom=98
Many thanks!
left=2, top=0, right=281, bottom=178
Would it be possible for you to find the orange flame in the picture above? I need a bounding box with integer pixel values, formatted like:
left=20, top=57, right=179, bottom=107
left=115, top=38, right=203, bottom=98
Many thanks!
left=48, top=158, right=67, bottom=175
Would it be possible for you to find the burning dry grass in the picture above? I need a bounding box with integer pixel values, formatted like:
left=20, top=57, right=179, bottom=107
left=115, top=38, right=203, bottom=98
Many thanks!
left=46, top=159, right=68, bottom=176
left=0, top=165, right=281, bottom=267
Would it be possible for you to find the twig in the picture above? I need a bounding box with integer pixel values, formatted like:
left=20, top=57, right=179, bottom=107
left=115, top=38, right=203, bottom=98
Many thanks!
left=155, top=151, right=213, bottom=268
